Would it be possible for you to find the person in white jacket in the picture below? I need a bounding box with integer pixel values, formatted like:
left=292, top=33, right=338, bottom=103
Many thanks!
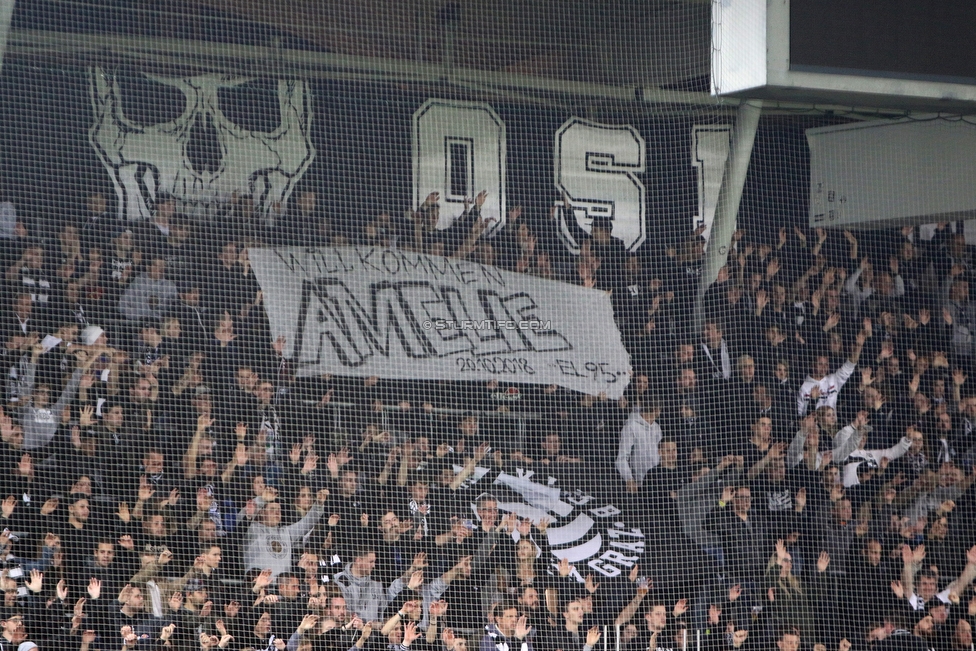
left=835, top=412, right=913, bottom=487
left=788, top=410, right=911, bottom=477
left=615, top=404, right=663, bottom=493
left=797, top=328, right=866, bottom=416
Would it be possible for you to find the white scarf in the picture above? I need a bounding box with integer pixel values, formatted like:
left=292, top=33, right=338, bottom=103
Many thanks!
left=702, top=340, right=731, bottom=380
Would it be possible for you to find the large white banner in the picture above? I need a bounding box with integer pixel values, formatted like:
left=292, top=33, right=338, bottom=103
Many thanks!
left=250, top=246, right=632, bottom=399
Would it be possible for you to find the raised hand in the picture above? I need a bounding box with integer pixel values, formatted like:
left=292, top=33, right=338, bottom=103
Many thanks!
left=890, top=580, right=904, bottom=599
left=586, top=627, right=602, bottom=647
left=708, top=604, right=722, bottom=625
left=403, top=622, right=422, bottom=646
left=299, top=614, right=320, bottom=633
left=913, top=544, right=926, bottom=564
left=557, top=557, right=575, bottom=577
left=160, top=623, right=176, bottom=642
left=289, top=443, right=303, bottom=465
left=40, top=496, right=59, bottom=515
left=430, top=600, right=449, bottom=617
left=817, top=551, right=831, bottom=573
left=1, top=495, right=15, bottom=519
left=87, top=577, right=101, bottom=599
left=673, top=598, right=688, bottom=617
left=585, top=575, right=601, bottom=594
left=253, top=568, right=273, bottom=590
left=901, top=544, right=914, bottom=566
left=967, top=545, right=976, bottom=566
left=302, top=452, right=319, bottom=475
left=407, top=570, right=424, bottom=591
left=79, top=404, right=95, bottom=427
left=25, top=569, right=43, bottom=593
left=359, top=623, right=373, bottom=644
left=163, top=487, right=180, bottom=507
left=137, top=477, right=155, bottom=502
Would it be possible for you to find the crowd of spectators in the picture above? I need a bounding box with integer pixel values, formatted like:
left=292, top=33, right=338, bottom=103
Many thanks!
left=1, top=187, right=976, bottom=651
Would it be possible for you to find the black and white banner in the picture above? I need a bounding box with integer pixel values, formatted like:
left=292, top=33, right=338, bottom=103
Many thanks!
left=460, top=465, right=645, bottom=580
left=250, top=246, right=632, bottom=398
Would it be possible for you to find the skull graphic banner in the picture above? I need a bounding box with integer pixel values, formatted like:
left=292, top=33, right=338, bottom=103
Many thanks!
left=88, top=67, right=315, bottom=223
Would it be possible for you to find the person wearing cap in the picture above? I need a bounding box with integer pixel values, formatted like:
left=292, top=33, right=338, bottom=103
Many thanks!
left=170, top=577, right=216, bottom=648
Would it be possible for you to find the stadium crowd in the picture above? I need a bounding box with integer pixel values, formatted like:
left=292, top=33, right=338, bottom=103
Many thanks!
left=0, top=188, right=975, bottom=651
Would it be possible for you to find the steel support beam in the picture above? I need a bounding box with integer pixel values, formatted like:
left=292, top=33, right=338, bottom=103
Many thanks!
left=695, top=99, right=762, bottom=330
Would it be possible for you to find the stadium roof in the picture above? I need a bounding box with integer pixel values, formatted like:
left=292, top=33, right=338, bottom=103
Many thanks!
left=8, top=0, right=715, bottom=105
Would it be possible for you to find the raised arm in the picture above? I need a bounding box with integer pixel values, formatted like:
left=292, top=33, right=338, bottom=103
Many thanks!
left=747, top=443, right=785, bottom=480
left=848, top=329, right=867, bottom=366
left=948, top=546, right=976, bottom=596
left=832, top=417, right=866, bottom=464
left=284, top=490, right=328, bottom=543
left=182, top=414, right=213, bottom=480
left=900, top=544, right=917, bottom=601
left=614, top=580, right=649, bottom=627
left=450, top=443, right=489, bottom=491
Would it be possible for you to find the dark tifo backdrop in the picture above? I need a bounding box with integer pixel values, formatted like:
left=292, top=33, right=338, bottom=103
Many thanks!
left=0, top=64, right=832, bottom=252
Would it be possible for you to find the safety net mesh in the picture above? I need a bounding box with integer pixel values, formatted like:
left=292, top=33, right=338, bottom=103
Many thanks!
left=0, top=2, right=973, bottom=651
